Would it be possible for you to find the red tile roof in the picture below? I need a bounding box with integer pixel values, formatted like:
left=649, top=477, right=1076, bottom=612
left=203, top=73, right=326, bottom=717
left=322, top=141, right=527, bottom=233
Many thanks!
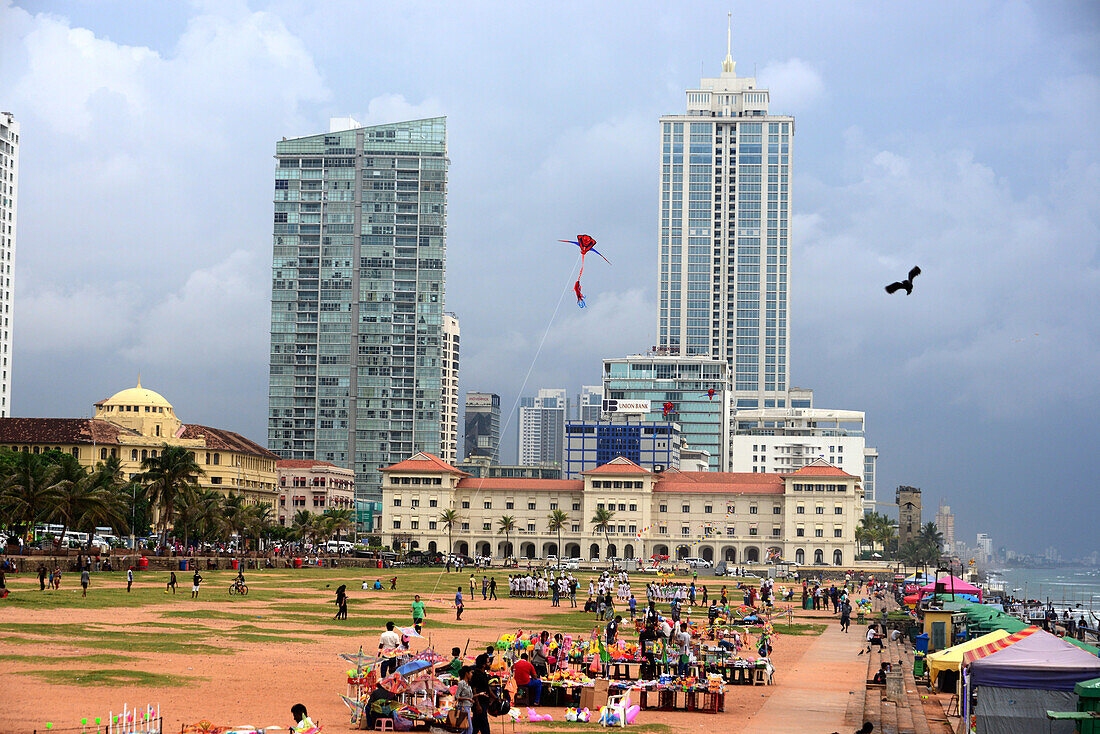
left=781, top=464, right=856, bottom=478
left=0, top=418, right=133, bottom=445
left=583, top=458, right=652, bottom=475
left=277, top=459, right=340, bottom=469
left=380, top=452, right=468, bottom=475
left=456, top=478, right=584, bottom=491
left=177, top=424, right=279, bottom=460
left=654, top=471, right=784, bottom=494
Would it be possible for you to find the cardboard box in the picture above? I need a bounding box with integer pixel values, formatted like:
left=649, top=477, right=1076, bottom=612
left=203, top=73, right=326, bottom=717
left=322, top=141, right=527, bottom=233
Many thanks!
left=580, top=679, right=609, bottom=710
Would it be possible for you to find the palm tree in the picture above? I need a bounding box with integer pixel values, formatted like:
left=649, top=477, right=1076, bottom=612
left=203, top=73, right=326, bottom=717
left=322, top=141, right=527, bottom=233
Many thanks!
left=0, top=452, right=64, bottom=541
left=497, top=515, right=516, bottom=561
left=250, top=503, right=276, bottom=552
left=547, top=509, right=569, bottom=571
left=175, top=487, right=224, bottom=549
left=221, top=493, right=253, bottom=553
left=323, top=507, right=354, bottom=545
left=139, top=445, right=203, bottom=550
left=439, top=509, right=460, bottom=556
left=49, top=457, right=129, bottom=551
left=290, top=510, right=317, bottom=545
left=590, top=506, right=615, bottom=562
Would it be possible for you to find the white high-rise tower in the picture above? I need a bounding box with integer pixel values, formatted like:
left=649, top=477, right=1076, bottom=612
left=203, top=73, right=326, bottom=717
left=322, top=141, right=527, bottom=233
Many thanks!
left=657, top=19, right=793, bottom=410
left=0, top=112, right=18, bottom=417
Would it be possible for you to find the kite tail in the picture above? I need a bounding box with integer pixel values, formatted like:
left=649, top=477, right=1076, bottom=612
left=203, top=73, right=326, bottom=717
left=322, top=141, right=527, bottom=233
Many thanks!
left=574, top=280, right=586, bottom=308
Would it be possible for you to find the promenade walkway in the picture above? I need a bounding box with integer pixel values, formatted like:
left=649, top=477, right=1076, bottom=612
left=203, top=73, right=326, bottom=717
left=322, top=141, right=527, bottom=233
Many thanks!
left=741, top=618, right=867, bottom=733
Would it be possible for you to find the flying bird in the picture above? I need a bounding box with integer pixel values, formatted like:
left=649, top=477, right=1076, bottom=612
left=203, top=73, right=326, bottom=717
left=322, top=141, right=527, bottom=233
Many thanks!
left=885, top=266, right=921, bottom=295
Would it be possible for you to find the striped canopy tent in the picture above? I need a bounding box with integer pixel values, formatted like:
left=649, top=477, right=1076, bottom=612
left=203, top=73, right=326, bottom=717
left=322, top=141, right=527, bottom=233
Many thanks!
left=926, top=629, right=1014, bottom=691
left=961, top=625, right=1041, bottom=667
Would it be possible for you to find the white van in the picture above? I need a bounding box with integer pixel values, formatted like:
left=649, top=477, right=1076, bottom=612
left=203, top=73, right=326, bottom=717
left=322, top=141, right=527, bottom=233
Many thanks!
left=326, top=540, right=354, bottom=553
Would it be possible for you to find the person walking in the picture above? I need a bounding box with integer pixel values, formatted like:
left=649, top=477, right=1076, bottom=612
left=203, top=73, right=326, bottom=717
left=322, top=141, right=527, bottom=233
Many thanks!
left=378, top=621, right=401, bottom=677
left=488, top=576, right=497, bottom=601
left=469, top=573, right=476, bottom=602
left=37, top=564, right=47, bottom=591
left=191, top=570, right=203, bottom=598
left=167, top=571, right=177, bottom=594
left=334, top=584, right=348, bottom=620
left=126, top=566, right=134, bottom=593
left=840, top=599, right=852, bottom=633
left=481, top=576, right=488, bottom=601
left=411, top=594, right=425, bottom=633
left=80, top=568, right=90, bottom=598
left=455, top=587, right=464, bottom=620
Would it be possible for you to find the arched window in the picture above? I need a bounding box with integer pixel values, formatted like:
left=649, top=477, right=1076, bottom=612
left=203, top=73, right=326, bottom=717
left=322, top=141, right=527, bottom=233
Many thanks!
left=32, top=446, right=39, bottom=454
left=100, top=448, right=108, bottom=460
left=795, top=548, right=805, bottom=564
left=213, top=453, right=220, bottom=465
left=71, top=448, right=79, bottom=459
left=141, top=450, right=148, bottom=461
left=151, top=449, right=157, bottom=458
left=814, top=549, right=824, bottom=564
left=833, top=549, right=843, bottom=566
left=131, top=449, right=139, bottom=461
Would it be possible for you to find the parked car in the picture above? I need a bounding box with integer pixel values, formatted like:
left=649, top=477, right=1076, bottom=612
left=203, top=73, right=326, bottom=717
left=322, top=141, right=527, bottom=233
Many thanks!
left=326, top=540, right=354, bottom=553
left=684, top=557, right=713, bottom=569
left=560, top=558, right=581, bottom=570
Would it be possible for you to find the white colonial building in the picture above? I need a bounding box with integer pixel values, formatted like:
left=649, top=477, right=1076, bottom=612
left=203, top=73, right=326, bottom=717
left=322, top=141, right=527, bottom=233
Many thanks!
left=381, top=453, right=862, bottom=567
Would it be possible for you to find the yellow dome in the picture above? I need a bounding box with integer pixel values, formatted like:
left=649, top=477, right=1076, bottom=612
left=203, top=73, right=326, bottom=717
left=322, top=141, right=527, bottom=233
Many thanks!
left=101, top=381, right=173, bottom=410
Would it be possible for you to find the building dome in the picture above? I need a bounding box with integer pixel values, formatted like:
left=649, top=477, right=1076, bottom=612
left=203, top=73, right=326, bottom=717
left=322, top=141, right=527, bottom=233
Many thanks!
left=100, top=380, right=174, bottom=411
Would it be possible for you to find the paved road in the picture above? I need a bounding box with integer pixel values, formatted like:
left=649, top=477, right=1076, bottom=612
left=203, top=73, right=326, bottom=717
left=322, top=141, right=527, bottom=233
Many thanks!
left=742, top=617, right=867, bottom=733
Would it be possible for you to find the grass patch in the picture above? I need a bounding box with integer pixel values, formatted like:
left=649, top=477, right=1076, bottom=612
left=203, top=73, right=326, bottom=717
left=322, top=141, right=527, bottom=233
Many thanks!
left=0, top=652, right=132, bottom=664
left=772, top=622, right=827, bottom=635
left=20, top=668, right=195, bottom=687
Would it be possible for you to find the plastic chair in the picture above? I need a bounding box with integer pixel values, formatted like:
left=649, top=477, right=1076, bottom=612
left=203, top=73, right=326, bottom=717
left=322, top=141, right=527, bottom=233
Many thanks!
left=374, top=718, right=394, bottom=731
left=603, top=688, right=632, bottom=727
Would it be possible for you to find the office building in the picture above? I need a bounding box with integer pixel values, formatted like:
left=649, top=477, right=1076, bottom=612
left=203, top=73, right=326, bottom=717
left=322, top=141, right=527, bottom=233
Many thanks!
left=267, top=116, right=452, bottom=503
left=577, top=385, right=603, bottom=421
left=0, top=112, right=18, bottom=416
left=441, top=313, right=460, bottom=464
left=518, top=388, right=567, bottom=466
left=276, top=459, right=356, bottom=526
left=935, top=502, right=956, bottom=553
left=456, top=457, right=561, bottom=480
left=862, top=448, right=878, bottom=512
left=656, top=26, right=794, bottom=410
left=0, top=381, right=278, bottom=508
left=603, top=355, right=729, bottom=470
left=563, top=413, right=681, bottom=479
left=976, top=533, right=993, bottom=564
left=463, top=392, right=500, bottom=461
left=382, top=453, right=862, bottom=566
left=896, top=486, right=922, bottom=546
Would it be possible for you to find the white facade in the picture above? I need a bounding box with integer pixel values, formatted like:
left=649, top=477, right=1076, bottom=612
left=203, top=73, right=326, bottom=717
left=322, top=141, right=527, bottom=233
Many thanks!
left=441, top=314, right=460, bottom=464
left=657, top=34, right=794, bottom=410
left=382, top=453, right=863, bottom=567
left=977, top=533, right=993, bottom=564
left=731, top=407, right=866, bottom=472
left=518, top=388, right=567, bottom=466
left=0, top=113, right=17, bottom=417
left=935, top=502, right=956, bottom=553
left=577, top=385, right=603, bottom=421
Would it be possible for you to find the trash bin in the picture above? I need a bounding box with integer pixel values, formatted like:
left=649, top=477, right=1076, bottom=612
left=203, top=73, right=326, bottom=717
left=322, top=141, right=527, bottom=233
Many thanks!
left=1076, top=678, right=1100, bottom=734
left=913, top=652, right=926, bottom=678
left=915, top=633, right=929, bottom=655
left=179, top=559, right=189, bottom=571
left=231, top=559, right=239, bottom=570
left=294, top=557, right=303, bottom=568
left=137, top=556, right=149, bottom=571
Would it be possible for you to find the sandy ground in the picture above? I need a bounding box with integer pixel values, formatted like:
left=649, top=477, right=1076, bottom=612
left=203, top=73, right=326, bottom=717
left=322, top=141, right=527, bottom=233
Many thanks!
left=0, top=571, right=846, bottom=734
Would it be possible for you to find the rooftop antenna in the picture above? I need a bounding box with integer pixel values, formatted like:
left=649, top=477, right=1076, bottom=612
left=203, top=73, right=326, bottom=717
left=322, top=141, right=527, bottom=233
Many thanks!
left=722, top=12, right=735, bottom=74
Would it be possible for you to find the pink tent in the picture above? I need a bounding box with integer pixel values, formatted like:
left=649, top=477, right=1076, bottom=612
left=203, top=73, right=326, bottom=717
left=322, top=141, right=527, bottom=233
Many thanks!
left=917, top=575, right=982, bottom=602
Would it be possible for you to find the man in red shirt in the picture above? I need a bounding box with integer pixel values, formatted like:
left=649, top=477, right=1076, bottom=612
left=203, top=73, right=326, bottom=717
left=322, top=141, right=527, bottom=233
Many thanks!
left=511, top=653, right=542, bottom=705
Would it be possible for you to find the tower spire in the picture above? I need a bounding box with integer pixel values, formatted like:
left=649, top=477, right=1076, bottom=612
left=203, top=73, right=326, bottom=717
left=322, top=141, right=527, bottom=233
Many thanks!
left=722, top=12, right=736, bottom=74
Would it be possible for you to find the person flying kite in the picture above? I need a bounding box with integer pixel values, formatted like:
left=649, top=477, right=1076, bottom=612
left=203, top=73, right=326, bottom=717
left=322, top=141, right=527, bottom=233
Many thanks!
left=559, top=234, right=610, bottom=308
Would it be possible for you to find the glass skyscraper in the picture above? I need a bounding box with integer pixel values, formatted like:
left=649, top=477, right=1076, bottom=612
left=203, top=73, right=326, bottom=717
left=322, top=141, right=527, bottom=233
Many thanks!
left=267, top=117, right=455, bottom=502
left=602, top=355, right=729, bottom=471
left=657, top=42, right=793, bottom=409
left=0, top=112, right=18, bottom=417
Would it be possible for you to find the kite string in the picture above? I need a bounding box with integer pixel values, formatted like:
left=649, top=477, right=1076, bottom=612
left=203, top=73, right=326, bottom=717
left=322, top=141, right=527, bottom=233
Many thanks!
left=425, top=254, right=580, bottom=605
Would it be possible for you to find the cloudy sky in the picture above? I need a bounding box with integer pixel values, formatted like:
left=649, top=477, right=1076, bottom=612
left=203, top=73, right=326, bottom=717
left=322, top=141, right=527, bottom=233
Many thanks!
left=2, top=0, right=1097, bottom=557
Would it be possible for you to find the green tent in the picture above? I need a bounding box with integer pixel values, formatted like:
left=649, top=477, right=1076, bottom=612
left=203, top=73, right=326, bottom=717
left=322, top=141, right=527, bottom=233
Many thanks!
left=1065, top=637, right=1100, bottom=656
